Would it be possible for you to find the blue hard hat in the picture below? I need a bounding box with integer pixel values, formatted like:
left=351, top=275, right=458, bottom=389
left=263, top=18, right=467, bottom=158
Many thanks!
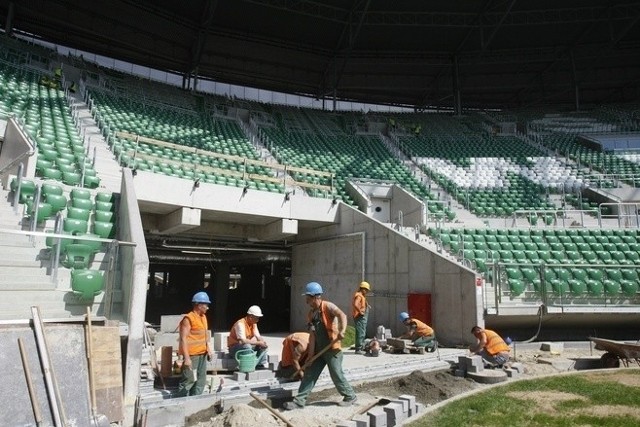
left=399, top=311, right=410, bottom=321
left=192, top=291, right=211, bottom=304
left=303, top=282, right=323, bottom=296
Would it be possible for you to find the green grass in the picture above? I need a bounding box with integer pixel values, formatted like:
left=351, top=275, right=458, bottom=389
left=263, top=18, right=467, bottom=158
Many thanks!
left=342, top=325, right=355, bottom=349
left=407, top=370, right=640, bottom=427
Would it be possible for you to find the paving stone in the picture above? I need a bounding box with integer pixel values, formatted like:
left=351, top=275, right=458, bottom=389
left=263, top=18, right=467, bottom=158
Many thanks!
left=367, top=406, right=387, bottom=427
left=504, top=368, right=521, bottom=378
left=352, top=413, right=370, bottom=427
left=233, top=371, right=247, bottom=382
left=213, top=332, right=229, bottom=351
left=383, top=402, right=405, bottom=426
left=415, top=402, right=425, bottom=414
left=540, top=342, right=564, bottom=353
left=267, top=354, right=280, bottom=364
left=510, top=362, right=525, bottom=373
left=398, top=395, right=416, bottom=416
left=454, top=368, right=466, bottom=377
left=247, top=370, right=275, bottom=380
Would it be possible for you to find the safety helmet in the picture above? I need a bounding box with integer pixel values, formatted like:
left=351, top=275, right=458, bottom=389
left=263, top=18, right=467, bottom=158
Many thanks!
left=192, top=291, right=211, bottom=304
left=399, top=311, right=410, bottom=321
left=247, top=305, right=264, bottom=317
left=359, top=281, right=371, bottom=291
left=303, top=281, right=323, bottom=296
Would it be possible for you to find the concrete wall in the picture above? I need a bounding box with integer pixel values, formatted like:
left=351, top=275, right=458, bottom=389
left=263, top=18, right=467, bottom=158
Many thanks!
left=0, top=117, right=36, bottom=186
left=290, top=203, right=480, bottom=346
left=118, top=168, right=151, bottom=427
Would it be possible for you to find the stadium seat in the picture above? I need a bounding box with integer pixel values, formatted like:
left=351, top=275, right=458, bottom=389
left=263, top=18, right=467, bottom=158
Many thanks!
left=62, top=243, right=93, bottom=269
left=71, top=269, right=105, bottom=299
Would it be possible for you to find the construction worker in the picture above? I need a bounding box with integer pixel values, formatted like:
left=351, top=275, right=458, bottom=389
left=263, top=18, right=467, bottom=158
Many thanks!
left=283, top=282, right=357, bottom=410
left=228, top=305, right=269, bottom=369
left=276, top=332, right=310, bottom=379
left=175, top=291, right=213, bottom=397
left=352, top=281, right=371, bottom=354
left=469, top=326, right=510, bottom=367
left=398, top=311, right=437, bottom=352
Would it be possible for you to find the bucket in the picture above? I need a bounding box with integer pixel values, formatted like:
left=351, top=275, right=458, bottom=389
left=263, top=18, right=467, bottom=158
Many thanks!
left=235, top=348, right=257, bottom=373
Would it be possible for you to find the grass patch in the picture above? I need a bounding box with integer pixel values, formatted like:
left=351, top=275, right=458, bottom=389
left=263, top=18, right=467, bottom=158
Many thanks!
left=407, top=369, right=640, bottom=427
left=342, top=325, right=355, bottom=349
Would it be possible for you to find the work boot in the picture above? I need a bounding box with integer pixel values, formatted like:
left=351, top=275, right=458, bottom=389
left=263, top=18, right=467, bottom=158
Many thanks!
left=283, top=401, right=303, bottom=411
left=338, top=395, right=357, bottom=407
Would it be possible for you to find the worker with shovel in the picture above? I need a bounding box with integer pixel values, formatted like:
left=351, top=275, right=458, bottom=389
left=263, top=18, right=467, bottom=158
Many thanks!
left=175, top=292, right=213, bottom=397
left=275, top=331, right=310, bottom=379
left=283, top=282, right=357, bottom=410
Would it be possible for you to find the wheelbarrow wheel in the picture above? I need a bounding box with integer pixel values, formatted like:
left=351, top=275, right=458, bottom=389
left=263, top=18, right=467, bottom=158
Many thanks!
left=601, top=352, right=620, bottom=368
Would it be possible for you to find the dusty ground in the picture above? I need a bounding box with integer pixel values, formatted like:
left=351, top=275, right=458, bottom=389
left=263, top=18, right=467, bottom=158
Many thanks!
left=187, top=346, right=618, bottom=427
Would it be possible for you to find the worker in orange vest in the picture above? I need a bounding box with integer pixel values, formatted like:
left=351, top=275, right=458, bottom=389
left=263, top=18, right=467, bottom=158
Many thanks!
left=469, top=325, right=511, bottom=367
left=228, top=305, right=269, bottom=369
left=352, top=281, right=371, bottom=354
left=283, top=282, right=357, bottom=410
left=398, top=311, right=437, bottom=352
left=175, top=292, right=213, bottom=397
left=276, top=332, right=310, bottom=379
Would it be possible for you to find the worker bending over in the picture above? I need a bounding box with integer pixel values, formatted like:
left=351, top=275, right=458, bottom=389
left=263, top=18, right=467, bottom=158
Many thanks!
left=469, top=325, right=511, bottom=367
left=276, top=332, right=310, bottom=379
left=398, top=311, right=437, bottom=352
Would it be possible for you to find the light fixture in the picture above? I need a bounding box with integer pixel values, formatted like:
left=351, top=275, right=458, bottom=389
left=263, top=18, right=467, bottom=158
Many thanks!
left=193, top=178, right=200, bottom=189
left=284, top=192, right=291, bottom=201
left=132, top=168, right=137, bottom=176
left=243, top=185, right=249, bottom=195
left=332, top=196, right=338, bottom=205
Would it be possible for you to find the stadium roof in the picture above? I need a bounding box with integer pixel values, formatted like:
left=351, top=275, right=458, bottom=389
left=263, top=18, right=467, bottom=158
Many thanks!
left=2, top=0, right=640, bottom=110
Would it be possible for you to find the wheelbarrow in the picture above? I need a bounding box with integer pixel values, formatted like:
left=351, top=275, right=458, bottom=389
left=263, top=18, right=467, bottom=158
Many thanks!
left=589, top=336, right=640, bottom=368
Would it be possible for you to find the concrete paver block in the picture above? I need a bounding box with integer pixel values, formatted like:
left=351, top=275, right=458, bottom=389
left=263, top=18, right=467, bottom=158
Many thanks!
left=247, top=370, right=275, bottom=380
left=540, top=342, right=564, bottom=353
left=504, top=368, right=521, bottom=378
left=233, top=372, right=247, bottom=382
left=458, top=355, right=484, bottom=372
left=213, top=332, right=229, bottom=351
left=510, top=362, right=525, bottom=373
left=268, top=354, right=280, bottom=364
left=352, top=413, right=370, bottom=427
left=367, top=406, right=387, bottom=427
left=415, top=402, right=425, bottom=414
left=383, top=402, right=405, bottom=426
left=398, top=395, right=416, bottom=416
left=389, top=399, right=408, bottom=414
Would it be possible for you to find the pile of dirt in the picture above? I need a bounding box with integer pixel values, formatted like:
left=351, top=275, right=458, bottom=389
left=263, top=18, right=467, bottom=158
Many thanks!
left=188, top=346, right=607, bottom=427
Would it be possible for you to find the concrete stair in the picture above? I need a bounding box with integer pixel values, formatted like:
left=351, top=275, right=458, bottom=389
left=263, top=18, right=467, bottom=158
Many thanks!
left=0, top=184, right=111, bottom=320
left=69, top=91, right=123, bottom=193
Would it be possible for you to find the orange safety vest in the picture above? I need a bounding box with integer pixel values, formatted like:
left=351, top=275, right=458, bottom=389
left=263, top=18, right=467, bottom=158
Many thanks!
left=309, top=301, right=341, bottom=350
left=409, top=318, right=434, bottom=337
left=179, top=311, right=208, bottom=356
left=281, top=332, right=310, bottom=368
left=227, top=316, right=258, bottom=348
left=484, top=329, right=510, bottom=355
left=352, top=291, right=367, bottom=318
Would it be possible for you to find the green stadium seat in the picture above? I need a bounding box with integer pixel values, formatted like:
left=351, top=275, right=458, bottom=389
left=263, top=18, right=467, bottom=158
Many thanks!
left=620, top=280, right=639, bottom=296
left=568, top=279, right=586, bottom=295
left=71, top=269, right=105, bottom=299
left=509, top=279, right=525, bottom=296
left=63, top=218, right=89, bottom=235
left=586, top=279, right=603, bottom=296
left=62, top=243, right=93, bottom=269
left=93, top=221, right=115, bottom=239
left=603, top=279, right=620, bottom=295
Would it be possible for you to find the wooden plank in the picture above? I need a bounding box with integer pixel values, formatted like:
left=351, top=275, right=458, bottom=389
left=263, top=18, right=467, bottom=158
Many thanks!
left=92, top=326, right=123, bottom=422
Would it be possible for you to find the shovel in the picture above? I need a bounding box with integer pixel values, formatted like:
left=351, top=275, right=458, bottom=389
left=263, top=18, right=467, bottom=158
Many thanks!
left=249, top=392, right=295, bottom=427
left=86, top=307, right=110, bottom=427
left=349, top=397, right=392, bottom=419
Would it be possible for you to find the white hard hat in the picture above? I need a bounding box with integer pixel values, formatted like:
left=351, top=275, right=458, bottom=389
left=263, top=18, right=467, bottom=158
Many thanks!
left=247, top=305, right=263, bottom=317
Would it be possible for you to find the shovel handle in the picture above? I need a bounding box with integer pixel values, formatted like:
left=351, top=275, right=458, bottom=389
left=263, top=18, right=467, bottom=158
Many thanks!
left=289, top=337, right=341, bottom=379
left=19, top=338, right=43, bottom=426
left=249, top=392, right=296, bottom=427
